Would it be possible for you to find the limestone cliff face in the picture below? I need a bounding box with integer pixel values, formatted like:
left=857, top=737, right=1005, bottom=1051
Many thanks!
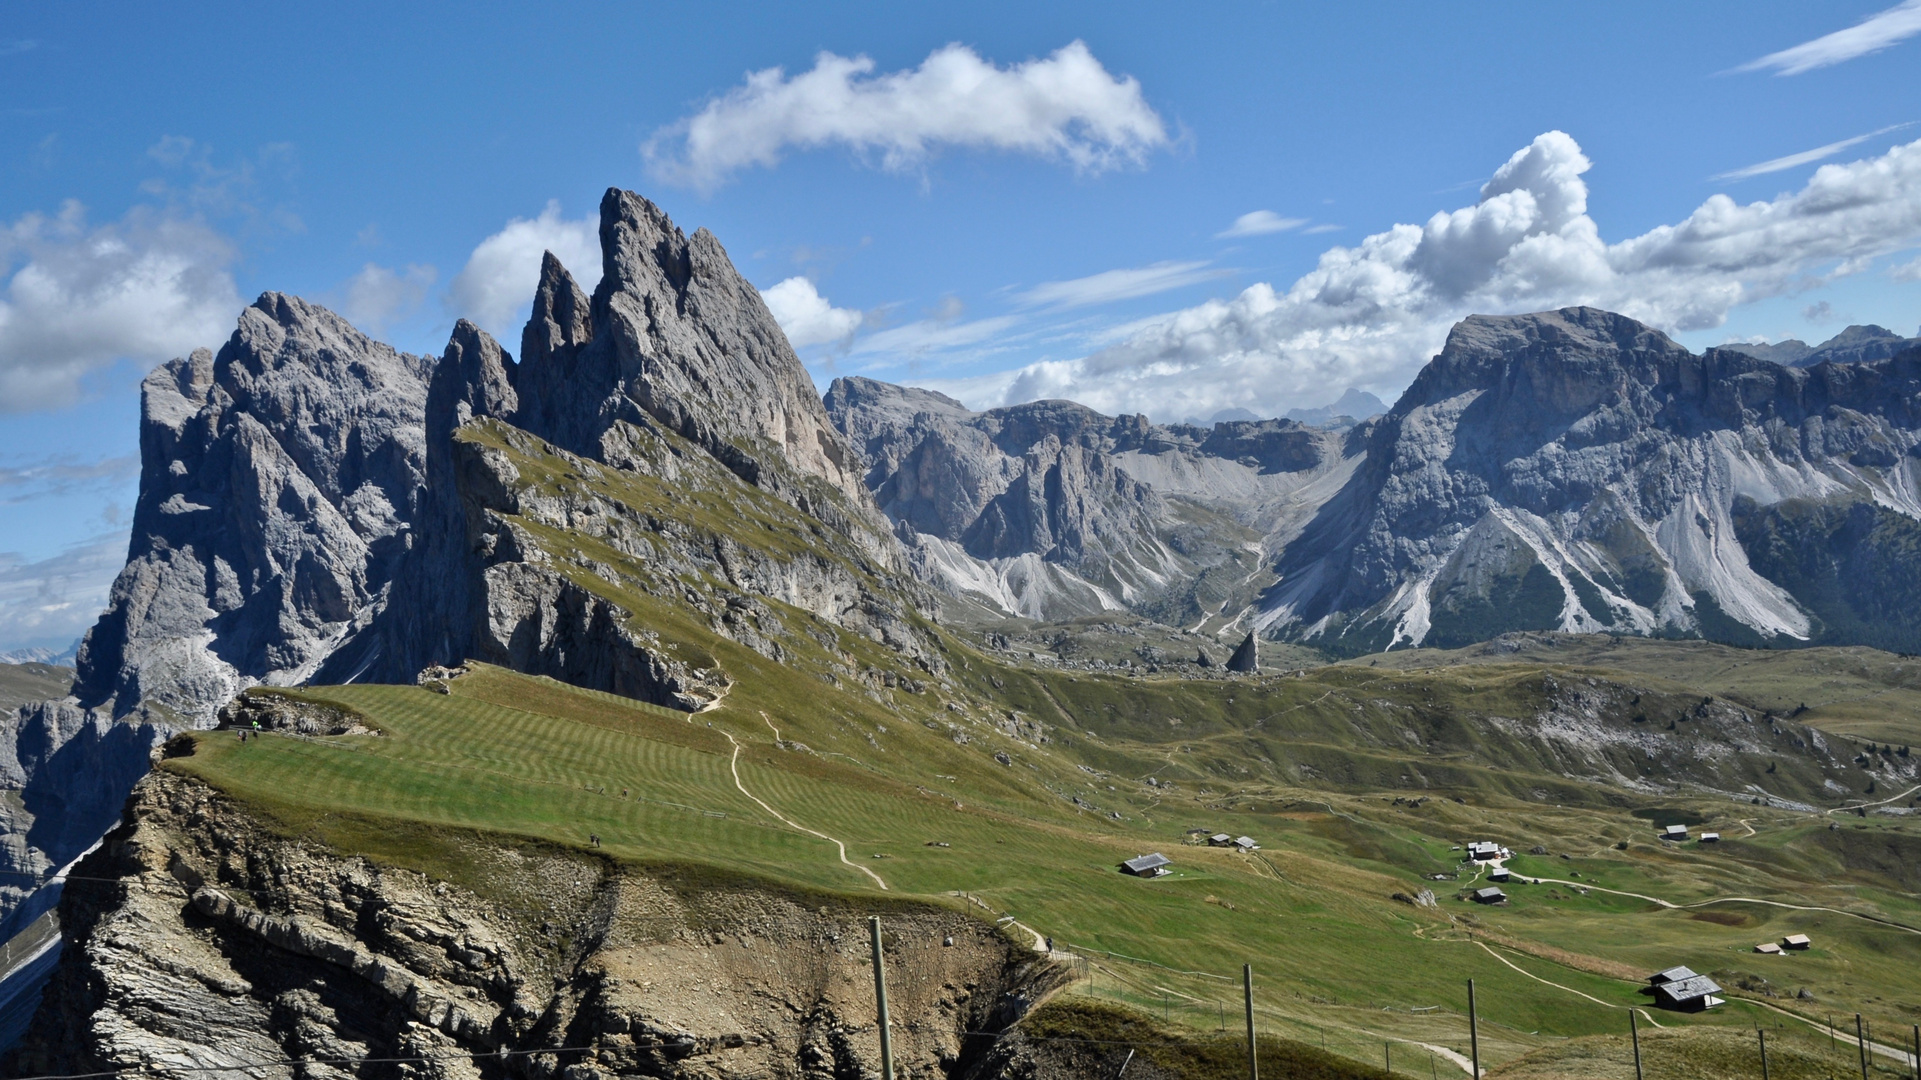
left=74, top=294, right=435, bottom=725
left=824, top=376, right=1358, bottom=626
left=1258, top=307, right=1921, bottom=654
left=9, top=770, right=1056, bottom=1079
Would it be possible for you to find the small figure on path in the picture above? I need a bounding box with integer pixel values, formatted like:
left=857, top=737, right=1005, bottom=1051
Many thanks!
left=590, top=834, right=601, bottom=847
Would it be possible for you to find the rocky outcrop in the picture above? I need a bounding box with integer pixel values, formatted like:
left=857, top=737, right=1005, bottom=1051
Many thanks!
left=10, top=770, right=1059, bottom=1078
left=825, top=377, right=1359, bottom=626
left=1225, top=632, right=1257, bottom=673
left=1256, top=307, right=1921, bottom=654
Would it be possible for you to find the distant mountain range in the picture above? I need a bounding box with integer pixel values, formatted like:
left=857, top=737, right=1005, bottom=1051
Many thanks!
left=1719, top=323, right=1921, bottom=368
left=833, top=309, right=1921, bottom=655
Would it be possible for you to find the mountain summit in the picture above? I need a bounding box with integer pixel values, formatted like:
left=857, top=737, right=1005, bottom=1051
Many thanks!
left=73, top=189, right=912, bottom=728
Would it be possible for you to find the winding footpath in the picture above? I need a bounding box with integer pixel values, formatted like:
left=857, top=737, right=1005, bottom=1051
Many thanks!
left=722, top=731, right=888, bottom=890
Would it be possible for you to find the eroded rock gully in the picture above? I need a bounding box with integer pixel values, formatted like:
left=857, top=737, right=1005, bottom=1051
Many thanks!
left=9, top=772, right=1063, bottom=1079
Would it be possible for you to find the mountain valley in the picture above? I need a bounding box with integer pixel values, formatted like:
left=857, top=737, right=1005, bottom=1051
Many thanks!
left=1, top=191, right=1919, bottom=1080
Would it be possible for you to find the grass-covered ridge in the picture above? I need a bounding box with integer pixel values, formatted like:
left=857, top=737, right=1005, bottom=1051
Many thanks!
left=168, top=658, right=1921, bottom=1076
left=163, top=419, right=1921, bottom=1076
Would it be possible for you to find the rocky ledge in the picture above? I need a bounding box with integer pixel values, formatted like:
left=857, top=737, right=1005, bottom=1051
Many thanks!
left=9, top=769, right=1065, bottom=1079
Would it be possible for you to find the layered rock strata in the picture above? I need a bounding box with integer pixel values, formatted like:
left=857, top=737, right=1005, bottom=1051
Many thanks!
left=10, top=770, right=1058, bottom=1078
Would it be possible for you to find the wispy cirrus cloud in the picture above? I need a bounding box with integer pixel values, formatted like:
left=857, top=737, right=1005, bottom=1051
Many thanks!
left=1712, top=123, right=1916, bottom=180
left=1018, top=260, right=1226, bottom=309
left=1735, top=0, right=1921, bottom=75
left=0, top=531, right=125, bottom=655
left=0, top=454, right=138, bottom=502
left=644, top=41, right=1169, bottom=191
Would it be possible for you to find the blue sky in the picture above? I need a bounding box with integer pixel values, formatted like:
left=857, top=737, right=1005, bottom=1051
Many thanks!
left=2, top=0, right=1920, bottom=652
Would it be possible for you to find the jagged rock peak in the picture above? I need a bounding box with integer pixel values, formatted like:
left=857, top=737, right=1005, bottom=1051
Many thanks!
left=1225, top=632, right=1257, bottom=673
left=430, top=319, right=517, bottom=439
left=520, top=251, right=591, bottom=372
left=514, top=189, right=873, bottom=517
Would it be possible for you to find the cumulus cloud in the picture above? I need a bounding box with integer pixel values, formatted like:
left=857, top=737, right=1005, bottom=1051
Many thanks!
left=1216, top=211, right=1307, bottom=239
left=338, top=262, right=436, bottom=335
left=1736, top=0, right=1921, bottom=75
left=959, top=131, right=1921, bottom=421
left=760, top=277, right=862, bottom=347
left=1712, top=123, right=1915, bottom=180
left=645, top=41, right=1168, bottom=191
left=0, top=531, right=125, bottom=655
left=448, top=201, right=600, bottom=344
left=1019, top=261, right=1225, bottom=309
left=0, top=202, right=242, bottom=413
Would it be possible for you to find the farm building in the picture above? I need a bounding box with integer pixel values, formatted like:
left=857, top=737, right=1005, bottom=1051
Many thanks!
left=1782, top=934, right=1811, bottom=950
left=1699, top=832, right=1720, bottom=843
left=1647, top=966, right=1724, bottom=1011
left=1207, top=833, right=1233, bottom=847
left=1754, top=943, right=1782, bottom=955
left=1121, top=853, right=1171, bottom=877
left=1471, top=887, right=1507, bottom=904
left=1489, top=867, right=1511, bottom=882
left=1234, top=836, right=1258, bottom=852
left=1660, top=825, right=1689, bottom=841
left=1466, top=841, right=1506, bottom=861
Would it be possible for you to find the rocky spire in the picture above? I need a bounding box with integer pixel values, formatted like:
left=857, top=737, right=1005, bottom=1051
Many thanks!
left=1226, top=632, right=1258, bottom=673
left=513, top=189, right=876, bottom=519
left=519, top=251, right=592, bottom=372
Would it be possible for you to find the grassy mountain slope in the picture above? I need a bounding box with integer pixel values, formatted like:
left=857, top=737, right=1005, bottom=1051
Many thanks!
left=157, top=420, right=1921, bottom=1077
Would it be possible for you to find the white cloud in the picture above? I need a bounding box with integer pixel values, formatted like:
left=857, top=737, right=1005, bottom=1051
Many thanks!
left=0, top=531, right=125, bottom=655
left=1712, top=123, right=1915, bottom=180
left=0, top=202, right=242, bottom=413
left=760, top=276, right=862, bottom=347
left=958, top=132, right=1921, bottom=421
left=448, top=201, right=600, bottom=345
left=1736, top=0, right=1921, bottom=75
left=1019, top=261, right=1224, bottom=309
left=1892, top=254, right=1921, bottom=281
left=1302, top=223, right=1343, bottom=235
left=339, top=262, right=436, bottom=334
left=645, top=41, right=1168, bottom=191
left=1216, top=211, right=1307, bottom=239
